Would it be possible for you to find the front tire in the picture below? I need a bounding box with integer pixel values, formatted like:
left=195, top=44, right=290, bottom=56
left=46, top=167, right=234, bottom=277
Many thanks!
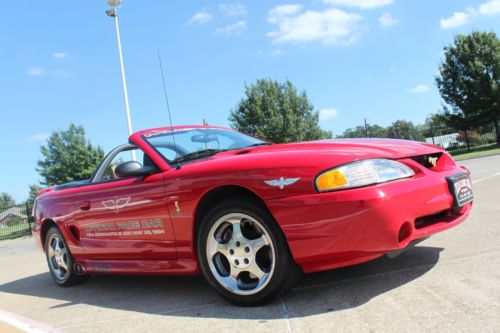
left=45, top=226, right=88, bottom=287
left=197, top=198, right=301, bottom=305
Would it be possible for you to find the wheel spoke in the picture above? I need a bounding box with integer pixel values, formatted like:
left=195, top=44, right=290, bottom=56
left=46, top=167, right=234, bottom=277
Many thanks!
left=230, top=265, right=243, bottom=281
left=59, top=256, right=68, bottom=270
left=220, top=276, right=239, bottom=292
left=248, top=236, right=267, bottom=252
left=247, top=261, right=266, bottom=280
left=231, top=223, right=243, bottom=240
left=215, top=242, right=229, bottom=256
left=55, top=238, right=61, bottom=252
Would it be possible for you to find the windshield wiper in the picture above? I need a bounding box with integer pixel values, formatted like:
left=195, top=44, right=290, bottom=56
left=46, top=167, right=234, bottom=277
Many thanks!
left=246, top=142, right=271, bottom=148
left=171, top=149, right=222, bottom=164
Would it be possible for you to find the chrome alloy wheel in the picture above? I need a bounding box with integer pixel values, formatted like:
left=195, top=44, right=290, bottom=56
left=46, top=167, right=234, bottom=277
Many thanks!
left=47, top=233, right=69, bottom=281
left=206, top=213, right=275, bottom=295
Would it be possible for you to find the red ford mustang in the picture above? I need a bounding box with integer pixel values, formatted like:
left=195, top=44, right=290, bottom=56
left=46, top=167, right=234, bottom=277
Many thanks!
left=33, top=125, right=473, bottom=305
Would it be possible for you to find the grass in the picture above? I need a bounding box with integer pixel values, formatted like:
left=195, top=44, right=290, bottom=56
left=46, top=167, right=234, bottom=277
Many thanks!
left=0, top=223, right=31, bottom=241
left=452, top=147, right=500, bottom=161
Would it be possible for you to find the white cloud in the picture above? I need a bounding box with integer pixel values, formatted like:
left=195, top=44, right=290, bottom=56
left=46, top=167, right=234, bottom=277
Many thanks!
left=26, top=133, right=50, bottom=142
left=479, top=0, right=500, bottom=16
left=441, top=1, right=500, bottom=29
left=319, top=108, right=339, bottom=120
left=267, top=6, right=362, bottom=45
left=440, top=10, right=474, bottom=29
left=188, top=11, right=213, bottom=24
left=268, top=4, right=303, bottom=23
left=52, top=52, right=70, bottom=60
left=378, top=12, right=398, bottom=26
left=27, top=67, right=46, bottom=76
left=215, top=20, right=247, bottom=36
left=409, top=84, right=429, bottom=93
left=323, top=0, right=393, bottom=9
left=26, top=67, right=72, bottom=78
left=219, top=3, right=246, bottom=16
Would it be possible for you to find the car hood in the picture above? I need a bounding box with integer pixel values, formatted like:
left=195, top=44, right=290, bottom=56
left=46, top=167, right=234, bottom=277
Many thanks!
left=181, top=138, right=444, bottom=175
left=245, top=138, right=442, bottom=159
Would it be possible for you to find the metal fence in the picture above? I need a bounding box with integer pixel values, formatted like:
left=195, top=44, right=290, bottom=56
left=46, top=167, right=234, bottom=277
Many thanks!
left=342, top=122, right=499, bottom=155
left=0, top=202, right=33, bottom=241
left=399, top=125, right=498, bottom=154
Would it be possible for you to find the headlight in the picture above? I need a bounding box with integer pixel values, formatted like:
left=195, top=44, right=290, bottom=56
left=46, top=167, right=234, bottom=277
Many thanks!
left=316, top=159, right=414, bottom=192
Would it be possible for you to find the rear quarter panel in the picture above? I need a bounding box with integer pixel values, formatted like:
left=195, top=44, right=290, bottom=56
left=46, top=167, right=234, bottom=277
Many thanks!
left=33, top=191, right=79, bottom=254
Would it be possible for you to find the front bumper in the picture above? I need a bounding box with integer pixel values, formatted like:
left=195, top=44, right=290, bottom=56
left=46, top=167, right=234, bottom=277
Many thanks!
left=266, top=159, right=472, bottom=273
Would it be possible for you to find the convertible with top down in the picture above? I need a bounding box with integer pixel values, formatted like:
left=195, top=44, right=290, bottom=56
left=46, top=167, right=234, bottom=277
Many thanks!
left=33, top=125, right=473, bottom=304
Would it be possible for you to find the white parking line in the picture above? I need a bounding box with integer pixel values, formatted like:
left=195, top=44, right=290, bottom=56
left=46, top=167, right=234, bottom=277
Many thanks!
left=280, top=298, right=292, bottom=333
left=0, top=309, right=63, bottom=333
left=472, top=171, right=500, bottom=184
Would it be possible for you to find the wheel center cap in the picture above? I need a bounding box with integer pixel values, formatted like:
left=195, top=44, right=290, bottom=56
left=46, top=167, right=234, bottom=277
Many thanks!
left=228, top=239, right=253, bottom=269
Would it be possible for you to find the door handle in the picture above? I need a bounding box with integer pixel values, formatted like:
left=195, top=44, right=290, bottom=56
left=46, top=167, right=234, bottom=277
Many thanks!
left=80, top=201, right=91, bottom=211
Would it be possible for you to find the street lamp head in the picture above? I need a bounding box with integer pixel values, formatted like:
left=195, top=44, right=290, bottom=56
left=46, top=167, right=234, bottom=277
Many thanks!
left=105, top=8, right=116, bottom=17
left=107, top=0, right=122, bottom=8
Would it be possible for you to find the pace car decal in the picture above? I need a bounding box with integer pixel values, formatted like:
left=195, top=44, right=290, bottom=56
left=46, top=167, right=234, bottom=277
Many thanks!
left=264, top=177, right=300, bottom=190
left=102, top=197, right=131, bottom=210
left=84, top=219, right=165, bottom=238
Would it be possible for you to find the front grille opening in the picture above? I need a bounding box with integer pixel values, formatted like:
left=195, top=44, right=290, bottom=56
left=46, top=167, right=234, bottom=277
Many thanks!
left=411, top=153, right=443, bottom=169
left=414, top=209, right=461, bottom=229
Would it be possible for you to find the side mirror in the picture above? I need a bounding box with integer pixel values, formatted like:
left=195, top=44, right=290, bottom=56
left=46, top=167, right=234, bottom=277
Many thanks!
left=114, top=161, right=157, bottom=178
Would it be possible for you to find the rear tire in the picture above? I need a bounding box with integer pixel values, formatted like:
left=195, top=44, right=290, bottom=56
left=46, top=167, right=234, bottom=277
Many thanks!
left=45, top=226, right=88, bottom=287
left=197, top=198, right=302, bottom=305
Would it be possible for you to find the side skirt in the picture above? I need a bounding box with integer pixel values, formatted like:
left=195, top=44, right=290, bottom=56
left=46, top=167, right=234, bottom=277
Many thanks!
left=73, top=259, right=200, bottom=275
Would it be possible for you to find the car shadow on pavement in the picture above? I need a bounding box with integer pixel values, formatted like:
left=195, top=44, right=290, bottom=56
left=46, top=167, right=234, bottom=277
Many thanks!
left=0, top=246, right=443, bottom=320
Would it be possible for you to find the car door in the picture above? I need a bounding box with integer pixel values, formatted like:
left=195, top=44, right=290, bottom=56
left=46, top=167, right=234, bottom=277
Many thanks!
left=73, top=144, right=176, bottom=260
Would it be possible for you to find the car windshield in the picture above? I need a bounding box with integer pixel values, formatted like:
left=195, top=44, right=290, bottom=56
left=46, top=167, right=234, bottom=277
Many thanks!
left=142, top=128, right=267, bottom=165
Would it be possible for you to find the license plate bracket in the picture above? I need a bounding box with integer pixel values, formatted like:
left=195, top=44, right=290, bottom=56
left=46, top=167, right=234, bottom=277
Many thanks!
left=446, top=172, right=474, bottom=207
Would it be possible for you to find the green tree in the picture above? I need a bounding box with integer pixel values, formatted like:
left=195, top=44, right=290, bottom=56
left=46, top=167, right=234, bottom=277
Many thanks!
left=0, top=193, right=16, bottom=210
left=387, top=120, right=424, bottom=141
left=338, top=124, right=388, bottom=138
left=229, top=79, right=332, bottom=143
left=37, top=124, right=104, bottom=186
left=435, top=31, right=500, bottom=145
left=424, top=113, right=447, bottom=130
left=27, top=184, right=42, bottom=208
left=418, top=113, right=452, bottom=138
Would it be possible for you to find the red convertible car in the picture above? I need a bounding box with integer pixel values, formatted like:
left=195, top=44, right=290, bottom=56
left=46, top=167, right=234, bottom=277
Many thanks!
left=33, top=125, right=473, bottom=305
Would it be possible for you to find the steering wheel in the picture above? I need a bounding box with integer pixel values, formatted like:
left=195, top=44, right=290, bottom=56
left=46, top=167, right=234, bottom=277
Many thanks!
left=157, top=142, right=189, bottom=158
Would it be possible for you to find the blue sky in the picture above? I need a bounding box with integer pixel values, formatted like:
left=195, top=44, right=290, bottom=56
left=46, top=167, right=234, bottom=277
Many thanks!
left=1, top=0, right=499, bottom=201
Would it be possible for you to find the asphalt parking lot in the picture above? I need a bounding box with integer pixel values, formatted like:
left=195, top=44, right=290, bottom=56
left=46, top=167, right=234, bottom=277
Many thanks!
left=1, top=154, right=499, bottom=333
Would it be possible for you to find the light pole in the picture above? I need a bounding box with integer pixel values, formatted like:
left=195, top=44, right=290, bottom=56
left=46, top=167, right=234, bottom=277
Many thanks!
left=106, top=0, right=136, bottom=160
